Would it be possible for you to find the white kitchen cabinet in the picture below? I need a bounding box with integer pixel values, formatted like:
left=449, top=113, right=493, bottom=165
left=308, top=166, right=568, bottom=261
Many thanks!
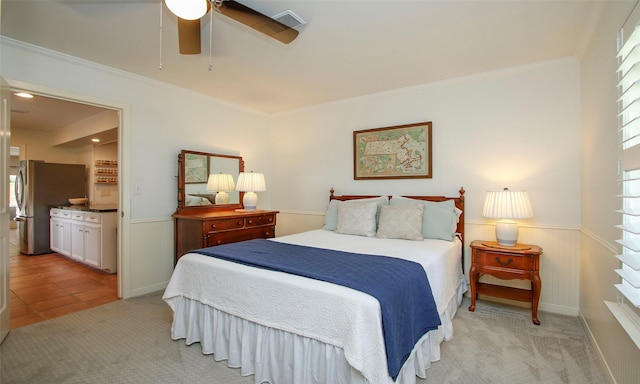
left=70, top=215, right=90, bottom=263
left=51, top=208, right=117, bottom=273
left=50, top=208, right=72, bottom=256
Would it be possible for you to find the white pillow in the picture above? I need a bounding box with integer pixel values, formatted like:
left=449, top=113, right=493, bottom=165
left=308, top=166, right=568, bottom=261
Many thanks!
left=185, top=194, right=202, bottom=206
left=335, top=200, right=378, bottom=237
left=390, top=196, right=460, bottom=241
left=376, top=204, right=424, bottom=241
left=323, top=196, right=388, bottom=231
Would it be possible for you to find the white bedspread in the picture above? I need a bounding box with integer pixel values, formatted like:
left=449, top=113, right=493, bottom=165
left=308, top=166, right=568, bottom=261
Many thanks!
left=163, top=230, right=467, bottom=384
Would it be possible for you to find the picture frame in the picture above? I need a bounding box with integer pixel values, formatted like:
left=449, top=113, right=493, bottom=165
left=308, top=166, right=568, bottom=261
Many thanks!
left=184, top=153, right=209, bottom=183
left=353, top=121, right=432, bottom=180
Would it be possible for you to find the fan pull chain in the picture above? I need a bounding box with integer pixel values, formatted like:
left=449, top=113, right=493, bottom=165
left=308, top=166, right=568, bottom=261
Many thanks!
left=159, top=0, right=163, bottom=70
left=208, top=8, right=213, bottom=71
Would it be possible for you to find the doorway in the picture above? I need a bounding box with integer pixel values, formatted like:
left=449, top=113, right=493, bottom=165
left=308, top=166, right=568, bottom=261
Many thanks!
left=7, top=87, right=125, bottom=329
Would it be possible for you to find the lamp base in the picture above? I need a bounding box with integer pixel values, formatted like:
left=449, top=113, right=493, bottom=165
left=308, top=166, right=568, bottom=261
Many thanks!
left=495, top=220, right=519, bottom=247
left=243, top=192, right=258, bottom=210
left=215, top=191, right=229, bottom=204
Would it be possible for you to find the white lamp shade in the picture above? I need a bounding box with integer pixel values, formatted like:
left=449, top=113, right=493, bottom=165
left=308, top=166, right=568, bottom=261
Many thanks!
left=483, top=189, right=533, bottom=219
left=206, top=173, right=235, bottom=192
left=165, top=0, right=208, bottom=20
left=235, top=172, right=266, bottom=193
left=483, top=188, right=533, bottom=246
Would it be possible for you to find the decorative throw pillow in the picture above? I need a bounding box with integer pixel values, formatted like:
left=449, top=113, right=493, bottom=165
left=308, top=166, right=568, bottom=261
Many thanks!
left=335, top=200, right=378, bottom=237
left=323, top=196, right=388, bottom=231
left=376, top=204, right=424, bottom=241
left=390, top=196, right=459, bottom=241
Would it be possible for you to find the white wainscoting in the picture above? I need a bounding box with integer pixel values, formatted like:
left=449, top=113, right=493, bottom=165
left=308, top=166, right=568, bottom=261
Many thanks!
left=129, top=218, right=174, bottom=297
left=277, top=211, right=581, bottom=316
left=130, top=212, right=581, bottom=316
left=276, top=211, right=325, bottom=237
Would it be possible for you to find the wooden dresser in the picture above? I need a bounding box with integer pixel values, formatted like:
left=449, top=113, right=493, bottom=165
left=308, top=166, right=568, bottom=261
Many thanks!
left=173, top=209, right=278, bottom=263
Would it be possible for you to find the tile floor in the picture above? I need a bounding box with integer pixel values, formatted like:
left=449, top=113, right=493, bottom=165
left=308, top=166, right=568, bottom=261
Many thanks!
left=8, top=229, right=118, bottom=329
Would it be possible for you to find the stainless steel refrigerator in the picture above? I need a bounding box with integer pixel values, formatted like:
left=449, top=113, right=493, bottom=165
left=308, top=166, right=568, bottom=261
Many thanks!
left=14, top=160, right=86, bottom=255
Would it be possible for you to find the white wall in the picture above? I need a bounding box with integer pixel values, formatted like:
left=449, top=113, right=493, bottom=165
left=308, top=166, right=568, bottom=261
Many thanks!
left=1, top=38, right=272, bottom=297
left=270, top=58, right=582, bottom=227
left=580, top=2, right=640, bottom=384
left=269, top=57, right=583, bottom=315
left=10, top=128, right=93, bottom=165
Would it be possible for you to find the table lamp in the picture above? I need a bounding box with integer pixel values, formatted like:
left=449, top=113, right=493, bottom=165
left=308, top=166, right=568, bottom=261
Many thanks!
left=483, top=188, right=533, bottom=246
left=206, top=173, right=235, bottom=204
left=235, top=171, right=266, bottom=210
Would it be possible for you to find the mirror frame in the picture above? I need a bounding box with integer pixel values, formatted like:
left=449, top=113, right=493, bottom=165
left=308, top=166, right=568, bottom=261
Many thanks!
left=175, top=149, right=245, bottom=213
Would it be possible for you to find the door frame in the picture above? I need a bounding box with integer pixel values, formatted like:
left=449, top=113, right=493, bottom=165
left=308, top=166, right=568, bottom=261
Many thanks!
left=4, top=78, right=132, bottom=299
left=1, top=76, right=11, bottom=342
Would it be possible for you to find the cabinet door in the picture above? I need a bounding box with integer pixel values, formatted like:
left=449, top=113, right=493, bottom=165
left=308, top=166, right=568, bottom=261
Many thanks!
left=59, top=219, right=72, bottom=257
left=70, top=221, right=85, bottom=262
left=83, top=224, right=101, bottom=267
left=50, top=217, right=61, bottom=253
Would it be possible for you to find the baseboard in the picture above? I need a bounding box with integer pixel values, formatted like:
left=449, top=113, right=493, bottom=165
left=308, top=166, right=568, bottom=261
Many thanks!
left=130, top=281, right=168, bottom=298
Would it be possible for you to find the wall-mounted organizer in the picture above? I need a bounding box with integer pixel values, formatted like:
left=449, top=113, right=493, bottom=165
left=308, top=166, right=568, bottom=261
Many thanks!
left=95, top=160, right=118, bottom=184
left=95, top=160, right=117, bottom=166
left=96, top=176, right=117, bottom=184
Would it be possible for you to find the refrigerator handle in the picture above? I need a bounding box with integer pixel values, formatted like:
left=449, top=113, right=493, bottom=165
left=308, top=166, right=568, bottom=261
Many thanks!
left=15, top=166, right=24, bottom=213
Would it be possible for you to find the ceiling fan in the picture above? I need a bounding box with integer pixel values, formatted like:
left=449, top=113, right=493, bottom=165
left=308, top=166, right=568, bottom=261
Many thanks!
left=165, top=0, right=300, bottom=55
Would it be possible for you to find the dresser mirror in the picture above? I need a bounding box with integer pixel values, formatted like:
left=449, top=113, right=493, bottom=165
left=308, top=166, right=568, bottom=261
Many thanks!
left=176, top=149, right=244, bottom=212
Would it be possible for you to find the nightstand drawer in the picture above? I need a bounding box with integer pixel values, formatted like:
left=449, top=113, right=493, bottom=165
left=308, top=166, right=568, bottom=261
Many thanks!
left=206, top=218, right=244, bottom=231
left=477, top=251, right=534, bottom=271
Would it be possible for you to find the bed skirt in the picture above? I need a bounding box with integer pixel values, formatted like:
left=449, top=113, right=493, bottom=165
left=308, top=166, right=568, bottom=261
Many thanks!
left=166, top=282, right=465, bottom=384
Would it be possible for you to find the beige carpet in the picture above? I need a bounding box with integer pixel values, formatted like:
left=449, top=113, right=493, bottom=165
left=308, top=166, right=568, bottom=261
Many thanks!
left=0, top=292, right=610, bottom=384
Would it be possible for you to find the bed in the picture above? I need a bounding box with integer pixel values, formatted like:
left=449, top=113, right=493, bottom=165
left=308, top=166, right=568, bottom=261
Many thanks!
left=163, top=188, right=467, bottom=384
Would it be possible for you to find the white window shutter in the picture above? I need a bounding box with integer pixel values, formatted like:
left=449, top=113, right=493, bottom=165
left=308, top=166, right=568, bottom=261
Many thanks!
left=616, top=24, right=640, bottom=309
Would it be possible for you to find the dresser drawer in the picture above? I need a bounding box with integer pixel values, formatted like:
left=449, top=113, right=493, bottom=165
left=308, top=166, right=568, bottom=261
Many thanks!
left=174, top=210, right=279, bottom=263
left=245, top=213, right=276, bottom=228
left=476, top=250, right=534, bottom=271
left=205, top=217, right=244, bottom=231
left=207, top=226, right=276, bottom=246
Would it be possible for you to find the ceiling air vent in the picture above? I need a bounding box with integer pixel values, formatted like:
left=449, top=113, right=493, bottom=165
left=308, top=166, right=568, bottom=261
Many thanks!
left=272, top=10, right=305, bottom=29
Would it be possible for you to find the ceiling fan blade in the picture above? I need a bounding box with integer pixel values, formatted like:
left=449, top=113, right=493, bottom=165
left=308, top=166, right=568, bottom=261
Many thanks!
left=216, top=0, right=299, bottom=44
left=177, top=18, right=201, bottom=54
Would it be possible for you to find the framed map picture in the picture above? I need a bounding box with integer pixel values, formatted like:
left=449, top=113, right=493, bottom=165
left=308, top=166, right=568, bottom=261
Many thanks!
left=184, top=153, right=209, bottom=183
left=353, top=122, right=432, bottom=180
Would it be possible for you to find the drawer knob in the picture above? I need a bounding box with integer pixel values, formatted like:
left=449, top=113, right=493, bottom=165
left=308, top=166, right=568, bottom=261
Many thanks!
left=247, top=219, right=253, bottom=224
left=211, top=224, right=217, bottom=229
left=495, top=257, right=513, bottom=266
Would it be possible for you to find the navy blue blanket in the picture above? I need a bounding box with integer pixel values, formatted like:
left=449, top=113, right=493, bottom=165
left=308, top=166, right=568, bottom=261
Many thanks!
left=193, top=239, right=441, bottom=380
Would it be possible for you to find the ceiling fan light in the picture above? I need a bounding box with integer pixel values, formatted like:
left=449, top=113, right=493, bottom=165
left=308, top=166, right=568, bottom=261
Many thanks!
left=165, top=0, right=208, bottom=20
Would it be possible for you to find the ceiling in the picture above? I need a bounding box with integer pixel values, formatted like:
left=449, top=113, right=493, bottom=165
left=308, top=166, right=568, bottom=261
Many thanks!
left=2, top=0, right=605, bottom=124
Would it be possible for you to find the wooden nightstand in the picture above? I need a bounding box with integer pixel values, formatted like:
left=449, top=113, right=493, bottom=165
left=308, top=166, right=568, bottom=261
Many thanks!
left=468, top=240, right=543, bottom=325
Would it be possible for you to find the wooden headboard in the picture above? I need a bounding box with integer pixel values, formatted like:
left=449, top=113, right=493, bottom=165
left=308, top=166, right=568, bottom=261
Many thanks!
left=329, top=187, right=466, bottom=244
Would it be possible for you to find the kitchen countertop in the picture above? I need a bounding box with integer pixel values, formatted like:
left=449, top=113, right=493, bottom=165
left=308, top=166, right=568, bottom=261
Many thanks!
left=55, top=204, right=118, bottom=212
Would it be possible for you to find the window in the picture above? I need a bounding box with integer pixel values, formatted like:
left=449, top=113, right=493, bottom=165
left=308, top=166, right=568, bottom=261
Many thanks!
left=610, top=17, right=640, bottom=349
